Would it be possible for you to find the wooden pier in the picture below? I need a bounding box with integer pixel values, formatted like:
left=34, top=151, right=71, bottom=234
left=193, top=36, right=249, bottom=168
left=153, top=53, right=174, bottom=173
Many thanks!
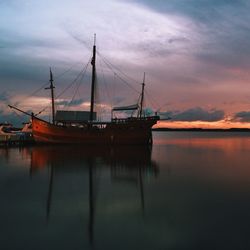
left=0, top=134, right=34, bottom=146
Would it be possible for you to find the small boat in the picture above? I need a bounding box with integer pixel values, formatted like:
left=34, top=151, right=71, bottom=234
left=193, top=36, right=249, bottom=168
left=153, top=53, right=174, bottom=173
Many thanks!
left=0, top=123, right=20, bottom=142
left=0, top=123, right=33, bottom=145
left=10, top=37, right=160, bottom=145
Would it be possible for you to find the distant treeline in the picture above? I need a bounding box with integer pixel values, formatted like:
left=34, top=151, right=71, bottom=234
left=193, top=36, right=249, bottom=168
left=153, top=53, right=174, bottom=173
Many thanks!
left=152, top=128, right=250, bottom=132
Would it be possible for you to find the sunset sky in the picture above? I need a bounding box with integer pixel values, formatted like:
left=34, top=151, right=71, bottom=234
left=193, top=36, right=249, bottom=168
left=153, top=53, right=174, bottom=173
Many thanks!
left=1, top=0, right=250, bottom=128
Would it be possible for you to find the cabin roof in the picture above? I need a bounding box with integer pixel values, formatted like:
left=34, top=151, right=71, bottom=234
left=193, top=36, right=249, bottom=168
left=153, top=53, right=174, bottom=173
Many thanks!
left=55, top=110, right=96, bottom=122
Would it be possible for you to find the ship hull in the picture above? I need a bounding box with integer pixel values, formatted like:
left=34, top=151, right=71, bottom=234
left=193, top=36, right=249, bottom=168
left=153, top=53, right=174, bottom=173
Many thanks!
left=32, top=116, right=159, bottom=145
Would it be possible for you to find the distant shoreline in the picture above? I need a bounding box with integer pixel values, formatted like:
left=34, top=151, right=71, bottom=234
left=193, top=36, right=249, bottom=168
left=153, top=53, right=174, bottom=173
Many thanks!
left=153, top=128, right=250, bottom=132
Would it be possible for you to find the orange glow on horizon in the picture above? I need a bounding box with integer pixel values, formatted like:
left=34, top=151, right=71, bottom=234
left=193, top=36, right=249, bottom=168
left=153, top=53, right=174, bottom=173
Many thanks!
left=155, top=120, right=250, bottom=129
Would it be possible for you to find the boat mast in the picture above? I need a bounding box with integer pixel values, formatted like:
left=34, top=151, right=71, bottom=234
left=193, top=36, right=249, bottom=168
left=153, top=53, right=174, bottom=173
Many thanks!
left=8, top=105, right=33, bottom=117
left=139, top=72, right=145, bottom=118
left=45, top=68, right=55, bottom=125
left=90, top=34, right=96, bottom=122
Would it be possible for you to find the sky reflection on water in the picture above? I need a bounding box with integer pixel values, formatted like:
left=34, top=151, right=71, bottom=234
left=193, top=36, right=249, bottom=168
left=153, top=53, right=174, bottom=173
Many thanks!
left=1, top=132, right=250, bottom=250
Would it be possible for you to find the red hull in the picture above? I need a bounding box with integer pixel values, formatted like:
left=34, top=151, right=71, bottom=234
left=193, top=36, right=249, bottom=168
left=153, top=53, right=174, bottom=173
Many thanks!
left=32, top=116, right=159, bottom=145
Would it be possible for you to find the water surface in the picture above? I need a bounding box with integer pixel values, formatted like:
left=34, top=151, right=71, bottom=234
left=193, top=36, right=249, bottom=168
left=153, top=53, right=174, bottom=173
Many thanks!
left=1, top=132, right=250, bottom=250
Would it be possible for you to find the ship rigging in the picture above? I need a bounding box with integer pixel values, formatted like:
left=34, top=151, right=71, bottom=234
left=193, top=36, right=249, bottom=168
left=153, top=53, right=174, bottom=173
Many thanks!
left=9, top=36, right=160, bottom=144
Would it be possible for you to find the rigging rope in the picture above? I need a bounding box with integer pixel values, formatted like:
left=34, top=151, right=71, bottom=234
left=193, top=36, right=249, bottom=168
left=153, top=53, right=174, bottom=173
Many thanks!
left=98, top=59, right=112, bottom=107
left=114, top=73, right=140, bottom=94
left=96, top=50, right=159, bottom=117
left=55, top=57, right=91, bottom=99
left=54, top=60, right=84, bottom=81
left=97, top=51, right=141, bottom=84
left=7, top=109, right=30, bottom=126
left=96, top=51, right=162, bottom=113
left=13, top=81, right=50, bottom=107
left=144, top=89, right=160, bottom=111
left=10, top=41, right=161, bottom=120
left=35, top=57, right=92, bottom=116
left=67, top=58, right=91, bottom=107
left=97, top=51, right=140, bottom=94
left=13, top=59, right=85, bottom=107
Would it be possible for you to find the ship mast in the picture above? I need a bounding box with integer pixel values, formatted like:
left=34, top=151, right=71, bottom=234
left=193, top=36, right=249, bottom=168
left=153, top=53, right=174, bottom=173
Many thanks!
left=45, top=68, right=55, bottom=124
left=139, top=72, right=145, bottom=118
left=90, top=34, right=96, bottom=122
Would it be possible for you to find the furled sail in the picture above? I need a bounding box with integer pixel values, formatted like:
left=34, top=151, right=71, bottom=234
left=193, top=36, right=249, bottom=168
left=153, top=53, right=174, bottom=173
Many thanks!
left=112, top=104, right=139, bottom=111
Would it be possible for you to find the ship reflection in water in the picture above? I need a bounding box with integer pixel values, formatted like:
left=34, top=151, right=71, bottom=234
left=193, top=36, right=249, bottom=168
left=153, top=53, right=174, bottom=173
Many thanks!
left=2, top=132, right=250, bottom=250
left=29, top=145, right=158, bottom=249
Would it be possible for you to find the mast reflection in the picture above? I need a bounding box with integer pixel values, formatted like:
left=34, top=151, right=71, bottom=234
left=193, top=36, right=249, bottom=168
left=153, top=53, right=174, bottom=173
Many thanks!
left=46, top=164, right=54, bottom=223
left=29, top=145, right=159, bottom=247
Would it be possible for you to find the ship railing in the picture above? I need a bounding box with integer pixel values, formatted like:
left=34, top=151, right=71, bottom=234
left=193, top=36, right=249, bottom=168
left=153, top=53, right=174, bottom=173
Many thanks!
left=111, top=116, right=160, bottom=124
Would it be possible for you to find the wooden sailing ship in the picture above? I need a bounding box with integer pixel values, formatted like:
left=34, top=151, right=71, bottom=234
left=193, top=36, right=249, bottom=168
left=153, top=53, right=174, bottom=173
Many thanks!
left=10, top=37, right=159, bottom=145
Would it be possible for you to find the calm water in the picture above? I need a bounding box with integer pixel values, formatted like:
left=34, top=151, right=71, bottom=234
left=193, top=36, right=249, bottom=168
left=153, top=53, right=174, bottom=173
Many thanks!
left=1, top=131, right=250, bottom=250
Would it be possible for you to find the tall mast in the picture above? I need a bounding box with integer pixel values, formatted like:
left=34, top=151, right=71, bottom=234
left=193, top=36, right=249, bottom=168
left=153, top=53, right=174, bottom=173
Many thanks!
left=90, top=34, right=96, bottom=122
left=139, top=72, right=145, bottom=118
left=45, top=68, right=55, bottom=124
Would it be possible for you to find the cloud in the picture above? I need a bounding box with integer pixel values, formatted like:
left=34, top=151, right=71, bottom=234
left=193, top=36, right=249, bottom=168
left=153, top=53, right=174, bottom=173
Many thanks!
left=168, top=37, right=189, bottom=44
left=0, top=112, right=31, bottom=126
left=0, top=91, right=10, bottom=102
left=56, top=98, right=85, bottom=107
left=132, top=0, right=250, bottom=68
left=1, top=0, right=250, bottom=128
left=233, top=111, right=250, bottom=122
left=163, top=107, right=225, bottom=122
left=0, top=93, right=31, bottom=126
left=128, top=0, right=244, bottom=22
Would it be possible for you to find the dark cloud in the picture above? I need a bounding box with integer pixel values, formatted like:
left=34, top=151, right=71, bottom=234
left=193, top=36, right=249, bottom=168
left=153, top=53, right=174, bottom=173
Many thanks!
left=144, top=107, right=154, bottom=116
left=195, top=25, right=250, bottom=70
left=125, top=34, right=190, bottom=59
left=0, top=28, right=91, bottom=94
left=158, top=111, right=173, bottom=120
left=1, top=0, right=249, bottom=128
left=162, top=107, right=225, bottom=122
left=0, top=56, right=47, bottom=81
left=233, top=111, right=250, bottom=122
left=0, top=51, right=90, bottom=96
left=56, top=98, right=85, bottom=107
left=0, top=105, right=50, bottom=126
left=129, top=0, right=250, bottom=70
left=0, top=91, right=10, bottom=102
left=128, top=0, right=245, bottom=22
left=0, top=112, right=30, bottom=127
left=63, top=29, right=92, bottom=51
left=0, top=30, right=60, bottom=50
left=0, top=90, right=45, bottom=126
left=168, top=37, right=189, bottom=44
left=112, top=96, right=127, bottom=106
